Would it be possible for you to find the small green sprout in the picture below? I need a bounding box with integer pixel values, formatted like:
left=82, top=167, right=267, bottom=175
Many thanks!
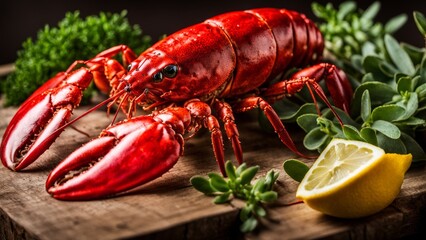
left=190, top=160, right=279, bottom=233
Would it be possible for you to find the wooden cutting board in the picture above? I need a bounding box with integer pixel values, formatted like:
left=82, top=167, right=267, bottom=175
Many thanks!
left=1, top=98, right=426, bottom=240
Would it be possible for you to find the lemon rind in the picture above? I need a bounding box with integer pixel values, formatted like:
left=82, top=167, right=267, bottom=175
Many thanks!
left=296, top=138, right=385, bottom=199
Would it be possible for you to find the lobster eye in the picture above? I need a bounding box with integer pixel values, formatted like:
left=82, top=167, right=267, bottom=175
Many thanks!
left=152, top=72, right=163, bottom=82
left=162, top=64, right=178, bottom=78
left=127, top=63, right=132, bottom=72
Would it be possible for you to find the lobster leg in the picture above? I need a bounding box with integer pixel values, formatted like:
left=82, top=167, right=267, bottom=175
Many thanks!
left=213, top=99, right=243, bottom=165
left=204, top=114, right=226, bottom=175
left=232, top=96, right=313, bottom=158
left=184, top=99, right=227, bottom=175
left=263, top=63, right=353, bottom=114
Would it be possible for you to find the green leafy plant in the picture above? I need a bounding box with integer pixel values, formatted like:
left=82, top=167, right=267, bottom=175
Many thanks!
left=273, top=2, right=426, bottom=166
left=2, top=10, right=151, bottom=106
left=283, top=159, right=309, bottom=182
left=312, top=1, right=407, bottom=83
left=190, top=160, right=279, bottom=232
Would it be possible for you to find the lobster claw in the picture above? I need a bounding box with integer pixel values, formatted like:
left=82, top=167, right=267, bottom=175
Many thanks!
left=1, top=69, right=92, bottom=171
left=1, top=93, right=72, bottom=170
left=45, top=116, right=183, bottom=200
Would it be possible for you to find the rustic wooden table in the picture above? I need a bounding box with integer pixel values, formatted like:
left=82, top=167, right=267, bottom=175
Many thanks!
left=1, top=96, right=426, bottom=240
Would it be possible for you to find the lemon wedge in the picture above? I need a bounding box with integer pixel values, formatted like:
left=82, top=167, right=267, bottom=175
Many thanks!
left=296, top=138, right=412, bottom=218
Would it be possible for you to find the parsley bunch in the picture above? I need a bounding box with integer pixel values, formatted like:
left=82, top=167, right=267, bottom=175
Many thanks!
left=2, top=10, right=151, bottom=106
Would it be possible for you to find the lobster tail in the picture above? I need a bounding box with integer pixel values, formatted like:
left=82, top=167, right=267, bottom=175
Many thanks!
left=208, top=8, right=324, bottom=97
left=246, top=9, right=324, bottom=71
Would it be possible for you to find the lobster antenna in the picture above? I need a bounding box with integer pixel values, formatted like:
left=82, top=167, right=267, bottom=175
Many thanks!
left=306, top=82, right=344, bottom=126
left=43, top=89, right=126, bottom=143
left=110, top=92, right=129, bottom=126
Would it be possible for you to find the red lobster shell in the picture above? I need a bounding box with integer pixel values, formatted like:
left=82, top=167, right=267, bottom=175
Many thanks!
left=1, top=8, right=352, bottom=200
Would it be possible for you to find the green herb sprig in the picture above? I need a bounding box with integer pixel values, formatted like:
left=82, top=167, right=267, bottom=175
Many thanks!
left=190, top=160, right=279, bottom=233
left=268, top=2, right=426, bottom=169
left=312, top=1, right=407, bottom=83
left=2, top=10, right=151, bottom=106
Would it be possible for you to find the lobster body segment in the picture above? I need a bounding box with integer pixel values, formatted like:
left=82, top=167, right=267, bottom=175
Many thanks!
left=1, top=8, right=353, bottom=200
left=125, top=8, right=324, bottom=102
left=208, top=10, right=277, bottom=96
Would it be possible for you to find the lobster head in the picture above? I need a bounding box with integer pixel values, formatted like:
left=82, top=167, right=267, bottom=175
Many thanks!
left=122, top=23, right=236, bottom=107
left=124, top=49, right=183, bottom=105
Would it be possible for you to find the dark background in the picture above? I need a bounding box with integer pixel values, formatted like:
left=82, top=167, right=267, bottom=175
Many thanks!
left=1, top=0, right=425, bottom=65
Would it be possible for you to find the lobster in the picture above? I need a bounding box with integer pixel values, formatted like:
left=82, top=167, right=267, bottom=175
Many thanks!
left=1, top=8, right=352, bottom=200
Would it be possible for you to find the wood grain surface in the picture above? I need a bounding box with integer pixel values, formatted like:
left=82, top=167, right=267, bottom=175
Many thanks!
left=1, top=98, right=426, bottom=240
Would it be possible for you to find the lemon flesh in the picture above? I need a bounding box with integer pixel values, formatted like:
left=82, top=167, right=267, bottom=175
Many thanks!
left=296, top=138, right=412, bottom=218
